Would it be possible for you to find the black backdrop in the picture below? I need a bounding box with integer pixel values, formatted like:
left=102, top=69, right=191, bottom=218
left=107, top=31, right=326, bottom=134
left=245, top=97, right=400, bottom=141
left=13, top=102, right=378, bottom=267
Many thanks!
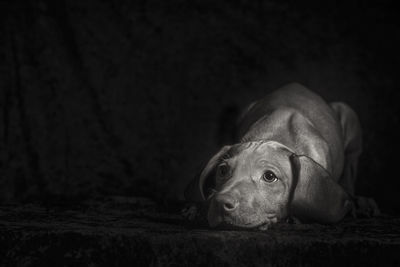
left=0, top=0, right=399, bottom=213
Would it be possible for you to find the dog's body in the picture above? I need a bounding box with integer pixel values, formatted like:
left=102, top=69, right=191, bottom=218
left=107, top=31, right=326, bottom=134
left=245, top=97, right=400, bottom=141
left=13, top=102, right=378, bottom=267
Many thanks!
left=185, top=83, right=378, bottom=229
left=237, top=84, right=359, bottom=193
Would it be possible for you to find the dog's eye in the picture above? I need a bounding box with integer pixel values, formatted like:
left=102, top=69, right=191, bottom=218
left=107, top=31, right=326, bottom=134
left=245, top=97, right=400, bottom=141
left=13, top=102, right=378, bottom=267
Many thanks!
left=262, top=170, right=278, bottom=183
left=217, top=163, right=229, bottom=177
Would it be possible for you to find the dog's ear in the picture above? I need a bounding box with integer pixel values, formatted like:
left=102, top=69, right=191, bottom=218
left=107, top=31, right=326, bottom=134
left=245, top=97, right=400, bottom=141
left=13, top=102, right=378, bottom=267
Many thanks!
left=184, top=146, right=231, bottom=202
left=289, top=154, right=352, bottom=223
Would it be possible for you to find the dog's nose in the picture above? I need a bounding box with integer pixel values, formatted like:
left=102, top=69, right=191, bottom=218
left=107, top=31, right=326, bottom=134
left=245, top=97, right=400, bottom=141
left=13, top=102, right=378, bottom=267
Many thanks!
left=216, top=194, right=238, bottom=212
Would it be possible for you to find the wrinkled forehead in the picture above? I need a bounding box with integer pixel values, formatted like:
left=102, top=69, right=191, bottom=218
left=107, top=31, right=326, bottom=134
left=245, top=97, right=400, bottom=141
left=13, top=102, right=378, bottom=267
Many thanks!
left=226, top=141, right=289, bottom=166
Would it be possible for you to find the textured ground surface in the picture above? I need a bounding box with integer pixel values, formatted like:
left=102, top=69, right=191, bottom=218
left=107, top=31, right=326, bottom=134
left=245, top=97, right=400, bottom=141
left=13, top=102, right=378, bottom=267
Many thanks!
left=1, top=197, right=399, bottom=267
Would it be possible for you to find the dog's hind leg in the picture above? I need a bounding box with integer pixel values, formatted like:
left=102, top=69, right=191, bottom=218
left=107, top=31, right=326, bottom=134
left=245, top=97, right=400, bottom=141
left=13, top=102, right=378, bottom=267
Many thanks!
left=330, top=102, right=362, bottom=195
left=330, top=102, right=380, bottom=216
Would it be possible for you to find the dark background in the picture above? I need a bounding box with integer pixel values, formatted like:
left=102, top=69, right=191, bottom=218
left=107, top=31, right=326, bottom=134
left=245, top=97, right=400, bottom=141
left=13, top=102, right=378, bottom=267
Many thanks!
left=0, top=0, right=399, bottom=213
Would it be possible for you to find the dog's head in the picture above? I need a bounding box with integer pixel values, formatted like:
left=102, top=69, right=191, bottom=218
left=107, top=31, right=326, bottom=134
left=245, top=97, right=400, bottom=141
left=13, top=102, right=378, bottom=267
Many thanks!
left=185, top=140, right=351, bottom=229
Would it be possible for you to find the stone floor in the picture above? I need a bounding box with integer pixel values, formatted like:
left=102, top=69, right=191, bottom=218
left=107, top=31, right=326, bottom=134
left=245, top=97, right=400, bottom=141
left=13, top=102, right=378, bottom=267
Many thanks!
left=0, top=197, right=399, bottom=266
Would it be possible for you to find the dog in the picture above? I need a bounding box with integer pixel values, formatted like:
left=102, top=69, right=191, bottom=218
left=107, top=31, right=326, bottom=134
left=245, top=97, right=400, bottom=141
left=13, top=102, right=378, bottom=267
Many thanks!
left=184, top=83, right=379, bottom=230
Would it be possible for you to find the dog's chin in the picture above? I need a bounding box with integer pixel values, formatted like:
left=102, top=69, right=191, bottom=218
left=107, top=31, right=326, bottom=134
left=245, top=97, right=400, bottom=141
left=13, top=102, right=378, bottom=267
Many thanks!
left=208, top=214, right=278, bottom=231
left=220, top=221, right=272, bottom=231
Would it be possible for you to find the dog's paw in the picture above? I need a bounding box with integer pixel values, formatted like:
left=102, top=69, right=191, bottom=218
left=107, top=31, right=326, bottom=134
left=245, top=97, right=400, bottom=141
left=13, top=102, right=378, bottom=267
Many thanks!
left=286, top=216, right=302, bottom=224
left=352, top=196, right=381, bottom=218
left=181, top=203, right=200, bottom=221
left=258, top=223, right=271, bottom=231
